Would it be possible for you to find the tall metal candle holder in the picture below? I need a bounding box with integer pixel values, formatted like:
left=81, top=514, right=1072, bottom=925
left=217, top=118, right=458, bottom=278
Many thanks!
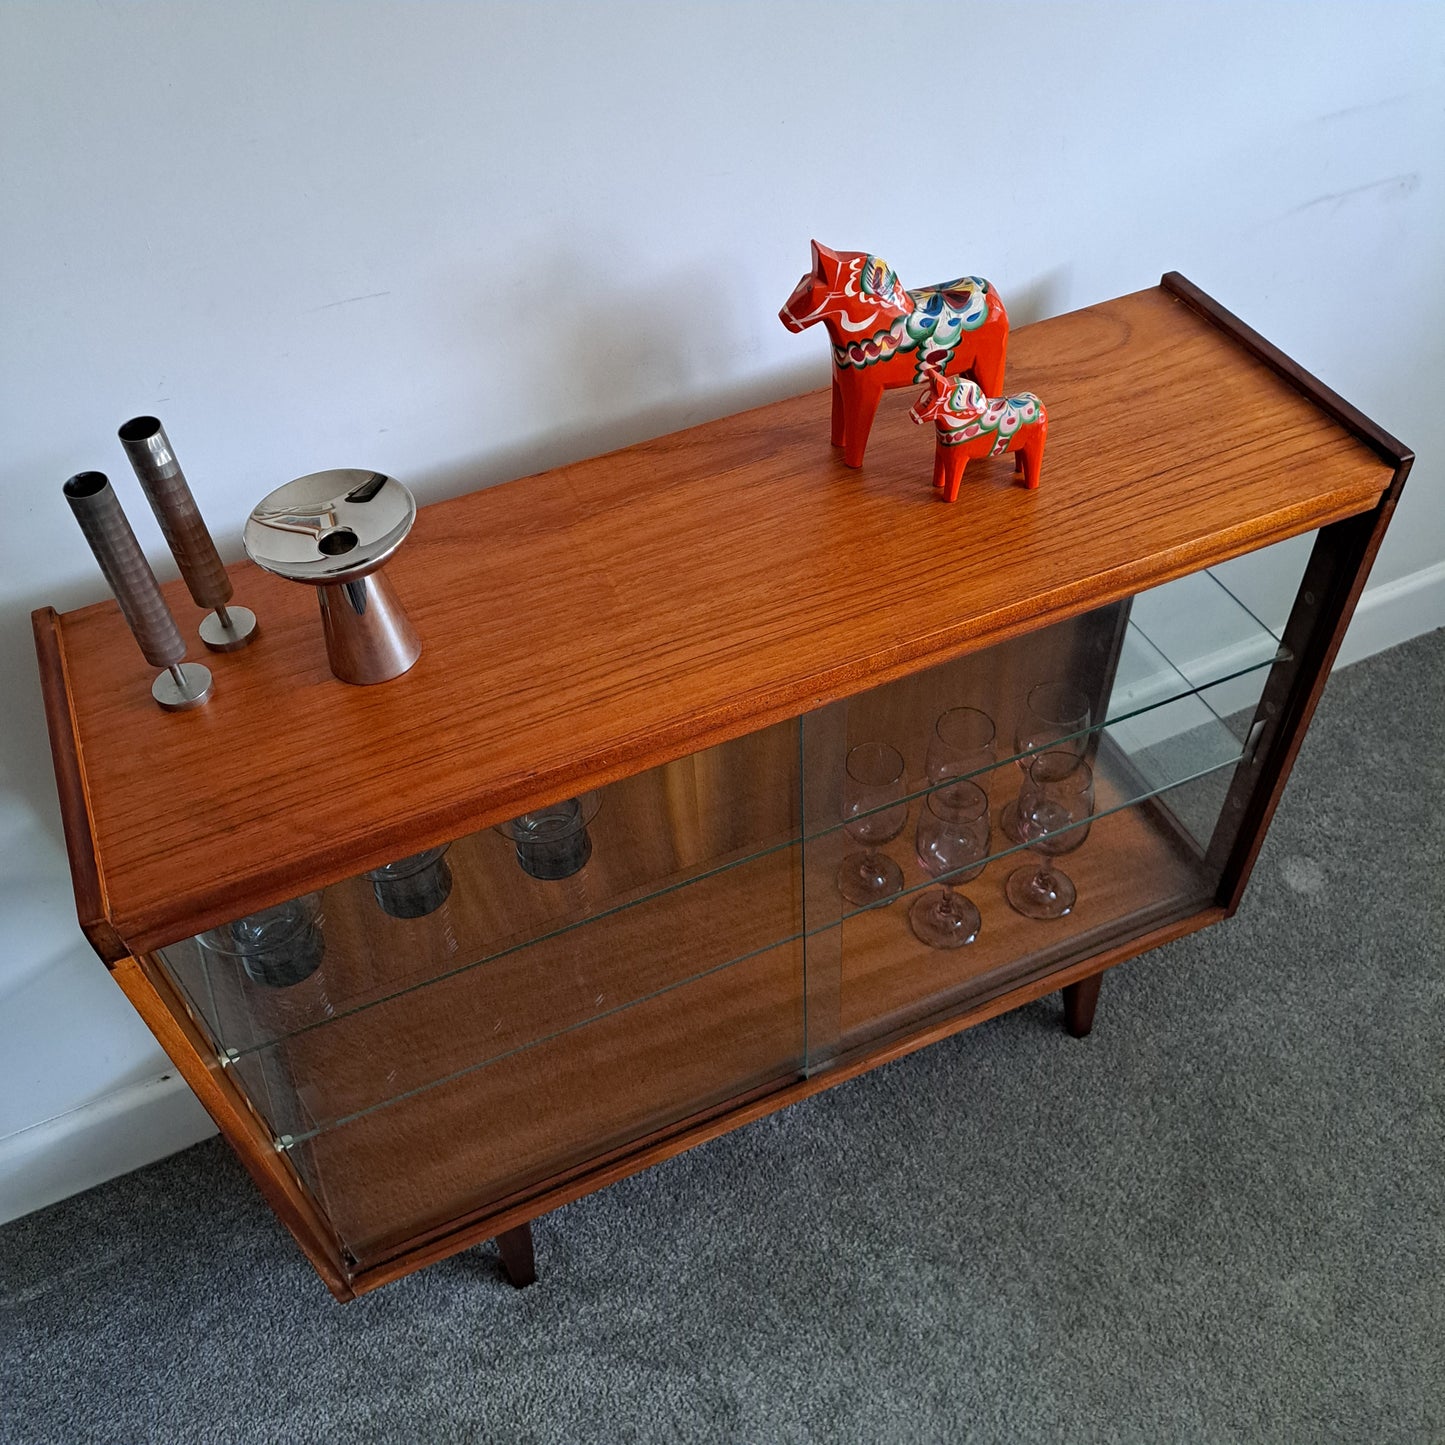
left=118, top=416, right=258, bottom=652
left=63, top=471, right=212, bottom=711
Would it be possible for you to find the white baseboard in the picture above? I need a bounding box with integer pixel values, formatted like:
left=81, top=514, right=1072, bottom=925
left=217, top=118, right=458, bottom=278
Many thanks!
left=1109, top=560, right=1445, bottom=754
left=0, top=1071, right=216, bottom=1226
left=1334, top=558, right=1445, bottom=671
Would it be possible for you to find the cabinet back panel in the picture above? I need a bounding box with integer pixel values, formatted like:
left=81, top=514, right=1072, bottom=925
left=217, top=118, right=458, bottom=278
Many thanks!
left=290, top=936, right=805, bottom=1267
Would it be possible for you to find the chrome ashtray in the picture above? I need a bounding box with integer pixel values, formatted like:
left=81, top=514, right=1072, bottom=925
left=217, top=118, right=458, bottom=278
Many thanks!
left=244, top=469, right=420, bottom=685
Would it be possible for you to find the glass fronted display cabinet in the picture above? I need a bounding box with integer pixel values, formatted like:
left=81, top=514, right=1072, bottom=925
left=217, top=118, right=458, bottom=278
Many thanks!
left=35, top=275, right=1409, bottom=1298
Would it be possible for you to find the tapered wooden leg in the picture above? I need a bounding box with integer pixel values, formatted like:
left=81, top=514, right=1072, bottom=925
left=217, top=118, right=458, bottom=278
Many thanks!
left=941, top=454, right=967, bottom=503
left=1062, top=973, right=1103, bottom=1037
left=496, top=1222, right=536, bottom=1288
left=840, top=375, right=885, bottom=468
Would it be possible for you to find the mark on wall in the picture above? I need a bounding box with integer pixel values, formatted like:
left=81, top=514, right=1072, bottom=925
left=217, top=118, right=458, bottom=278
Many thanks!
left=1286, top=173, right=1419, bottom=217
left=308, top=291, right=393, bottom=312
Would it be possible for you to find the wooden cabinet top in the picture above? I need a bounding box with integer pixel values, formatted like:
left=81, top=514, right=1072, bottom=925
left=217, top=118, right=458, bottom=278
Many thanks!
left=35, top=277, right=1396, bottom=960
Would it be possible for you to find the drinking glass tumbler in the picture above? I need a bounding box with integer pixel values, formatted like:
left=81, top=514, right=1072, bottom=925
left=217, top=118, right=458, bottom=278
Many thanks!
left=498, top=796, right=601, bottom=881
left=198, top=894, right=325, bottom=988
left=366, top=846, right=453, bottom=918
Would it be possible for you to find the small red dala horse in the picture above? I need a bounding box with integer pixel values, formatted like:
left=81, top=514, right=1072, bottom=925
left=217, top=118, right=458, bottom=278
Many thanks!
left=910, top=370, right=1047, bottom=503
left=779, top=241, right=1009, bottom=467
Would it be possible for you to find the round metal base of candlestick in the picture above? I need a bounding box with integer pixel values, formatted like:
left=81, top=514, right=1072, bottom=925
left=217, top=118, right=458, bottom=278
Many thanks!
left=152, top=662, right=213, bottom=712
left=199, top=605, right=259, bottom=652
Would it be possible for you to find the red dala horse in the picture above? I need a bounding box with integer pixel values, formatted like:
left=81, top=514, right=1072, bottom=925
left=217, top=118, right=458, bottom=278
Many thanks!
left=779, top=241, right=1009, bottom=467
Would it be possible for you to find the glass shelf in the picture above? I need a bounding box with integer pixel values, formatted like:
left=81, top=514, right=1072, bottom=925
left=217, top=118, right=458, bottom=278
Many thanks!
left=793, top=557, right=1291, bottom=1068
left=801, top=706, right=1243, bottom=938
left=159, top=719, right=803, bottom=1060
left=1129, top=564, right=1283, bottom=691
left=250, top=720, right=1238, bottom=1153
left=805, top=768, right=1227, bottom=1067
left=802, top=566, right=1282, bottom=846
left=157, top=560, right=1286, bottom=1076
left=226, top=840, right=804, bottom=1146
left=279, top=925, right=808, bottom=1268
left=268, top=749, right=1236, bottom=1279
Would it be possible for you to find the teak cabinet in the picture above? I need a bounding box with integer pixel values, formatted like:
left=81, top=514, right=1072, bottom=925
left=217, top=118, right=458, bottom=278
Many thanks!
left=34, top=275, right=1409, bottom=1300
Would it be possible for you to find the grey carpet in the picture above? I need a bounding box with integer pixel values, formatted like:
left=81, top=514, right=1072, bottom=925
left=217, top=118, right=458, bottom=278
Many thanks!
left=3, top=630, right=1442, bottom=1445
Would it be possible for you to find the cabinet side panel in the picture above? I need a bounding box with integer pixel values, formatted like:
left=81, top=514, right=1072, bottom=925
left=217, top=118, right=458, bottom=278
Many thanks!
left=31, top=607, right=125, bottom=963
left=112, top=954, right=354, bottom=1299
left=1214, top=489, right=1408, bottom=910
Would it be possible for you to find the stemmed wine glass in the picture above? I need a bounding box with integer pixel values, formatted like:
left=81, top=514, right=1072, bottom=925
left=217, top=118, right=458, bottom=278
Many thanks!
left=837, top=742, right=908, bottom=907
left=910, top=780, right=991, bottom=949
left=1005, top=751, right=1095, bottom=920
left=925, top=706, right=997, bottom=787
left=1003, top=681, right=1092, bottom=840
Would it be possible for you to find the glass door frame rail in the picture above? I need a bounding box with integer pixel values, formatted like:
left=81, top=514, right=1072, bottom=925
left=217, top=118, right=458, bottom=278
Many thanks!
left=33, top=273, right=1412, bottom=1300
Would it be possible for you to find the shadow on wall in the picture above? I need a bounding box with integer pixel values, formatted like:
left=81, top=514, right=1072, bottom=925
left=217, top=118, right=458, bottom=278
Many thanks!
left=399, top=249, right=1074, bottom=512
left=1004, top=267, right=1072, bottom=331
left=408, top=356, right=827, bottom=509
left=410, top=243, right=831, bottom=506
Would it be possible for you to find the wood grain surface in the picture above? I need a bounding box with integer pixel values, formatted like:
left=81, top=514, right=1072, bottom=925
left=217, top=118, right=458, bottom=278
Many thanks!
left=38, top=281, right=1393, bottom=960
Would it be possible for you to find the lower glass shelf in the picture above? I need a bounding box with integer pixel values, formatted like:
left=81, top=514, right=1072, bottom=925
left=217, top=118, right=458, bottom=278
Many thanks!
left=284, top=933, right=806, bottom=1267
left=802, top=755, right=1227, bottom=1065
left=263, top=749, right=1236, bottom=1268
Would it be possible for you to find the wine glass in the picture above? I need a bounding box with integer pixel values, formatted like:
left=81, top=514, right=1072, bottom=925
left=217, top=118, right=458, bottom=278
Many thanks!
left=909, top=780, right=990, bottom=949
left=925, top=706, right=996, bottom=787
left=1005, top=752, right=1095, bottom=920
left=1003, top=681, right=1092, bottom=840
left=837, top=742, right=908, bottom=907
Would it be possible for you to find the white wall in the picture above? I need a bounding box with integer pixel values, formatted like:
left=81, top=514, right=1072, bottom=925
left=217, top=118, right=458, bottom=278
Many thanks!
left=2, top=2, right=1442, bottom=1221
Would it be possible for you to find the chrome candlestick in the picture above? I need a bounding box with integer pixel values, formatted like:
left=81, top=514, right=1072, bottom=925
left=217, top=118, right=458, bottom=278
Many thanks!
left=243, top=469, right=421, bottom=685
left=118, top=415, right=259, bottom=652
